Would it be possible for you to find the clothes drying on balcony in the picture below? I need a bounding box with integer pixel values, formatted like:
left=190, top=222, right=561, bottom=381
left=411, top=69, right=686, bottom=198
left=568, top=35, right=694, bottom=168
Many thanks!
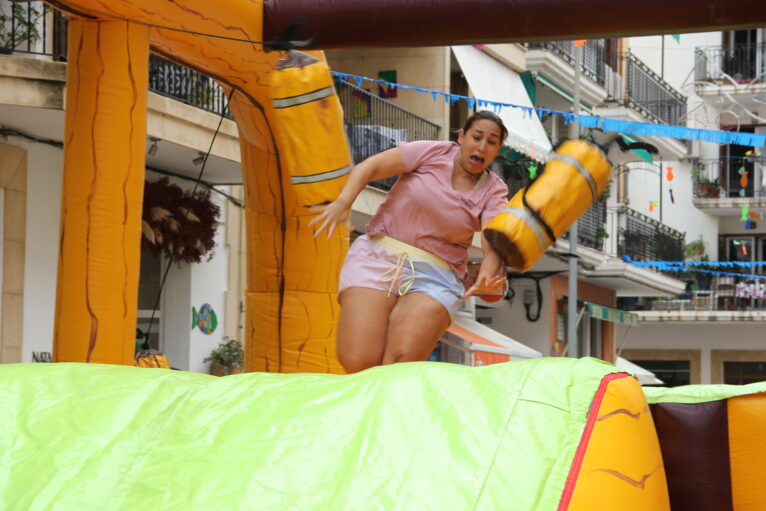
left=735, top=280, right=766, bottom=300
left=452, top=45, right=553, bottom=162
left=346, top=124, right=408, bottom=163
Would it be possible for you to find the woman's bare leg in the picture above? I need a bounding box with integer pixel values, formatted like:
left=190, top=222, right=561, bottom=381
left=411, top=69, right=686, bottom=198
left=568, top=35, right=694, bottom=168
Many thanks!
left=382, top=292, right=451, bottom=365
left=337, top=287, right=397, bottom=373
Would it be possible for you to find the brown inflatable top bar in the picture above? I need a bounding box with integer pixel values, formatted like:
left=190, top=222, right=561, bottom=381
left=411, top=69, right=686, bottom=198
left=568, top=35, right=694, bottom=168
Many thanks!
left=263, top=0, right=766, bottom=49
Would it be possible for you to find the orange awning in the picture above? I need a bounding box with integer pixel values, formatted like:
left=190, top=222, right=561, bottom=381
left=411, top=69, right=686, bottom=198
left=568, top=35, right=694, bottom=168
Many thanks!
left=444, top=317, right=541, bottom=360
left=447, top=323, right=506, bottom=351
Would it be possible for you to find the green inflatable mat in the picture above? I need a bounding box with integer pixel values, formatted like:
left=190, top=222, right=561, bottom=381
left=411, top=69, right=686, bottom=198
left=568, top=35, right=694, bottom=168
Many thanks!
left=0, top=358, right=620, bottom=510
left=644, top=380, right=766, bottom=404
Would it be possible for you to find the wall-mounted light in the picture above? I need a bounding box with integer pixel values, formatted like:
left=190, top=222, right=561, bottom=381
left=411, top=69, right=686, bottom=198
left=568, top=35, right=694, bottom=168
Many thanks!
left=192, top=152, right=206, bottom=166
left=147, top=137, right=160, bottom=156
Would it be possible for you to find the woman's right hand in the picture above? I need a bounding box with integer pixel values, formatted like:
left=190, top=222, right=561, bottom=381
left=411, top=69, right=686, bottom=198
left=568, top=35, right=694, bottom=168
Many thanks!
left=308, top=198, right=354, bottom=239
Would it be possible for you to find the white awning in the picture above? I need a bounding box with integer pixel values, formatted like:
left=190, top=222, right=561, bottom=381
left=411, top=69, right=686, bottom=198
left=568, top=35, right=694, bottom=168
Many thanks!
left=452, top=46, right=553, bottom=162
left=615, top=357, right=664, bottom=386
left=447, top=316, right=542, bottom=360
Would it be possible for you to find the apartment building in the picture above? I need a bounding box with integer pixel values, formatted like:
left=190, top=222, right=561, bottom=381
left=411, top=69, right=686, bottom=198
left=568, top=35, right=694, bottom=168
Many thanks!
left=615, top=29, right=766, bottom=385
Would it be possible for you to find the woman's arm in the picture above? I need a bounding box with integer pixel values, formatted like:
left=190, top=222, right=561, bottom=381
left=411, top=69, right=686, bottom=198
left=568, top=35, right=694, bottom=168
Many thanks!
left=309, top=147, right=408, bottom=238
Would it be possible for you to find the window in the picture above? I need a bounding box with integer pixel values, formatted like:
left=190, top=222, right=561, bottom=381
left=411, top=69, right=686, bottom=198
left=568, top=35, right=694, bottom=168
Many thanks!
left=724, top=236, right=755, bottom=264
left=724, top=361, right=766, bottom=385
left=632, top=360, right=690, bottom=387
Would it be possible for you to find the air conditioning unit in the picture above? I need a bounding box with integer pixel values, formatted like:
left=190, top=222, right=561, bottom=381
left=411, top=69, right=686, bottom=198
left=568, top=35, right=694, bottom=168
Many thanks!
left=605, top=67, right=624, bottom=101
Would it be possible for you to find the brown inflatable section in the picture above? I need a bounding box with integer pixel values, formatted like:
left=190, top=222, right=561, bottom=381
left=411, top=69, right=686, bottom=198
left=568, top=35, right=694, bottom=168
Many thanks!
left=649, top=391, right=766, bottom=511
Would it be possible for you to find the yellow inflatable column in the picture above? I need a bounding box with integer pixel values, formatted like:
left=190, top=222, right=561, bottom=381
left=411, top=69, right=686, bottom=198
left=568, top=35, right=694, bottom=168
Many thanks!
left=53, top=19, right=150, bottom=364
left=229, top=87, right=348, bottom=374
left=561, top=374, right=670, bottom=510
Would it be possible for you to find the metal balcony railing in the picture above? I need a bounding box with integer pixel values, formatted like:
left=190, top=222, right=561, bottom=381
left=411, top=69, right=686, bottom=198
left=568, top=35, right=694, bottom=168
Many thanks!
left=618, top=207, right=685, bottom=262
left=526, top=40, right=607, bottom=87
left=559, top=198, right=607, bottom=251
left=336, top=80, right=440, bottom=191
left=0, top=1, right=61, bottom=57
left=692, top=157, right=765, bottom=199
left=695, top=42, right=766, bottom=84
left=577, top=199, right=607, bottom=251
left=638, top=274, right=766, bottom=312
left=148, top=55, right=231, bottom=119
left=3, top=4, right=232, bottom=118
left=621, top=52, right=687, bottom=126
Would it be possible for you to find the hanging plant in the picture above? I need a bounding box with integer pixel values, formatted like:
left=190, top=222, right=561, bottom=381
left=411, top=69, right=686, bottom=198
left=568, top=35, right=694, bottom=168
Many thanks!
left=141, top=177, right=221, bottom=264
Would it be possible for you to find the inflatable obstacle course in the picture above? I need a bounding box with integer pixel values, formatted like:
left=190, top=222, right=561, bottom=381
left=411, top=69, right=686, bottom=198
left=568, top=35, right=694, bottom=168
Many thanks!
left=4, top=359, right=765, bottom=509
left=0, top=358, right=671, bottom=510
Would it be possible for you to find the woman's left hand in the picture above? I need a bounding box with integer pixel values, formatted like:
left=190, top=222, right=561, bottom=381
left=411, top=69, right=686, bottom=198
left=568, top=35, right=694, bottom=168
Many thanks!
left=308, top=198, right=354, bottom=239
left=461, top=274, right=507, bottom=299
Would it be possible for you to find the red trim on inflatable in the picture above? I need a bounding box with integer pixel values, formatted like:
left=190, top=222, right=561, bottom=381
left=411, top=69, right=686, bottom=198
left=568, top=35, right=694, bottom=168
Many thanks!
left=557, top=372, right=630, bottom=511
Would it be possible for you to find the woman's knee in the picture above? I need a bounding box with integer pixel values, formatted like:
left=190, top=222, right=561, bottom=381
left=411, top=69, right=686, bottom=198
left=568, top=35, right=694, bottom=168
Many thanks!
left=382, top=347, right=424, bottom=365
left=337, top=350, right=382, bottom=374
left=381, top=334, right=435, bottom=365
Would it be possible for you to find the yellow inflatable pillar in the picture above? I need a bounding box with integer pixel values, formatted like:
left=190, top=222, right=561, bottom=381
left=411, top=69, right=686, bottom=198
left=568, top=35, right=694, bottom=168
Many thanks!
left=53, top=19, right=150, bottom=364
left=230, top=90, right=348, bottom=374
left=561, top=374, right=670, bottom=510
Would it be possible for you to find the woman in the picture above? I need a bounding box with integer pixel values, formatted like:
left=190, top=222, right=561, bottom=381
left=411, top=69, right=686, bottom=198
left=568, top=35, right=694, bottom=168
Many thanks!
left=310, top=111, right=510, bottom=373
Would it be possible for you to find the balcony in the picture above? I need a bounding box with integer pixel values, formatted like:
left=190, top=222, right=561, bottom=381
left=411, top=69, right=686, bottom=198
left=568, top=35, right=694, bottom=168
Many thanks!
left=608, top=206, right=685, bottom=262
left=695, top=42, right=766, bottom=85
left=620, top=53, right=687, bottom=127
left=524, top=40, right=609, bottom=109
left=2, top=3, right=232, bottom=119
left=692, top=157, right=766, bottom=215
left=148, top=55, right=231, bottom=119
left=527, top=40, right=606, bottom=87
left=336, top=80, right=440, bottom=191
left=593, top=52, right=688, bottom=159
left=630, top=275, right=766, bottom=317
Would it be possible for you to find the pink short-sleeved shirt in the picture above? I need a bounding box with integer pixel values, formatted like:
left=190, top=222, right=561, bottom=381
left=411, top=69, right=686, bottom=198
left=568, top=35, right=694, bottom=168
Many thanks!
left=365, top=140, right=509, bottom=279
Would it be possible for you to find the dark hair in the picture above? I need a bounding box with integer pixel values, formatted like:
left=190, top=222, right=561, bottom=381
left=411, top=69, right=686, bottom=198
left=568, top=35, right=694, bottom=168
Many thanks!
left=463, top=111, right=508, bottom=143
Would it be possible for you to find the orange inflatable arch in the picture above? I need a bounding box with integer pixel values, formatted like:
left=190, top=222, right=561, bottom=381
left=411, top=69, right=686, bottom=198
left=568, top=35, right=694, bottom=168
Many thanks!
left=50, top=0, right=350, bottom=373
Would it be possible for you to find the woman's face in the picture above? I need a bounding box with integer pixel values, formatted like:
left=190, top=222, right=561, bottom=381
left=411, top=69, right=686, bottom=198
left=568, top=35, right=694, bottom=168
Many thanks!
left=457, top=119, right=503, bottom=175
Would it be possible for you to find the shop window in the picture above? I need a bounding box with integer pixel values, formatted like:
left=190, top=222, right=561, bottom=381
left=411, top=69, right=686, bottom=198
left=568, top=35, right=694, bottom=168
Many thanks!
left=724, top=361, right=766, bottom=385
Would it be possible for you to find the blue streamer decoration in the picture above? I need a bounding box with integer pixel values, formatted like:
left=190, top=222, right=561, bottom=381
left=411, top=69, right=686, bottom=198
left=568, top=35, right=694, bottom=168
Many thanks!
left=332, top=71, right=766, bottom=148
left=620, top=256, right=766, bottom=280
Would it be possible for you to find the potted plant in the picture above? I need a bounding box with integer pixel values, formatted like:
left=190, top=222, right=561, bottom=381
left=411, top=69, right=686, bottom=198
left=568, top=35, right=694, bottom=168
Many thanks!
left=204, top=338, right=244, bottom=376
left=692, top=171, right=721, bottom=199
left=684, top=238, right=706, bottom=260
left=693, top=256, right=714, bottom=290
left=684, top=238, right=713, bottom=290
